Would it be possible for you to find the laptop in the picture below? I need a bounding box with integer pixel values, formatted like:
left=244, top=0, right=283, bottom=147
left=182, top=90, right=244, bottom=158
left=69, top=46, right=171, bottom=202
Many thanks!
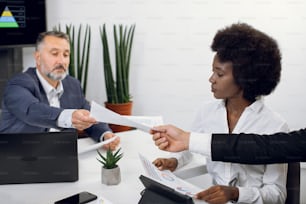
left=0, top=131, right=78, bottom=184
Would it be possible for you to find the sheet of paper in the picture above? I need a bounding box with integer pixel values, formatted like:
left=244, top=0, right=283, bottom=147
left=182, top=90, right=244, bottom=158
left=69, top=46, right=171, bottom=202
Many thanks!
left=90, top=101, right=160, bottom=133
left=139, top=153, right=202, bottom=197
left=123, top=116, right=163, bottom=127
left=78, top=136, right=118, bottom=154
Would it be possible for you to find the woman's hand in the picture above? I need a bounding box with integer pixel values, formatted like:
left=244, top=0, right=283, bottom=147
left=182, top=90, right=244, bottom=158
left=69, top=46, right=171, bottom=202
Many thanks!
left=152, top=158, right=178, bottom=171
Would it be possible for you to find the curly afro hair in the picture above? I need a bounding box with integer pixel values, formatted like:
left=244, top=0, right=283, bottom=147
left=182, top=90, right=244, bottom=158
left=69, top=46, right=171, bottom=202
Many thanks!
left=211, top=23, right=281, bottom=102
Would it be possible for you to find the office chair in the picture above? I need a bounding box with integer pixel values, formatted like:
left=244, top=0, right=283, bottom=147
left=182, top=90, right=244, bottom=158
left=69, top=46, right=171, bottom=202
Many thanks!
left=285, top=162, right=300, bottom=204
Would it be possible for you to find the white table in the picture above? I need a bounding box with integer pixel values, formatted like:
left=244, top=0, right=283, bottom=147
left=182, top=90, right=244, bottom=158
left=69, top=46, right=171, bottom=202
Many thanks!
left=0, top=130, right=210, bottom=204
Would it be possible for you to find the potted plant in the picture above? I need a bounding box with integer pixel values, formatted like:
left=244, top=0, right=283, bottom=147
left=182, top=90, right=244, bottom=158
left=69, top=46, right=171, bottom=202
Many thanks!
left=100, top=24, right=136, bottom=132
left=53, top=24, right=91, bottom=95
left=97, top=148, right=123, bottom=185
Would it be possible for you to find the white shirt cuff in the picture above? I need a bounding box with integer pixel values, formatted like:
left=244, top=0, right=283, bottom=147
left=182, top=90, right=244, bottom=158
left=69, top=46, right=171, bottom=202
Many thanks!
left=170, top=151, right=193, bottom=169
left=99, top=131, right=113, bottom=142
left=237, top=187, right=260, bottom=203
left=57, top=109, right=76, bottom=128
left=189, top=132, right=212, bottom=158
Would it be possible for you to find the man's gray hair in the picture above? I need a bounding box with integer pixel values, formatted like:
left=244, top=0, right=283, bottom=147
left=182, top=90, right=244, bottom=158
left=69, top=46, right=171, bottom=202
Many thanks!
left=36, top=31, right=70, bottom=51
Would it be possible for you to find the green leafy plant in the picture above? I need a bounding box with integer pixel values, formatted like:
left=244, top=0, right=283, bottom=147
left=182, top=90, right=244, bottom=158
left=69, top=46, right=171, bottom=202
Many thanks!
left=100, top=24, right=136, bottom=104
left=97, top=148, right=123, bottom=169
left=53, top=24, right=91, bottom=95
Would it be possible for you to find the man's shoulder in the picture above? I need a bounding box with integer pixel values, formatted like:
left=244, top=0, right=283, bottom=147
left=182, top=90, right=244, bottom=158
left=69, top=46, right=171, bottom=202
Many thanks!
left=8, top=67, right=36, bottom=84
left=62, top=75, right=82, bottom=89
left=62, top=74, right=79, bottom=83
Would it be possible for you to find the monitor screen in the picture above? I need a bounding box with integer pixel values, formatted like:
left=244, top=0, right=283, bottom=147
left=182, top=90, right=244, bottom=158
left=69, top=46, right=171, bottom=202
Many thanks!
left=0, top=0, right=46, bottom=47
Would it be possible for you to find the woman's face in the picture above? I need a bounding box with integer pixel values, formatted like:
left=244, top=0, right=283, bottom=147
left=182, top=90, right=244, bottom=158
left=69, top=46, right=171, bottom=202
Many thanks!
left=209, top=54, right=242, bottom=100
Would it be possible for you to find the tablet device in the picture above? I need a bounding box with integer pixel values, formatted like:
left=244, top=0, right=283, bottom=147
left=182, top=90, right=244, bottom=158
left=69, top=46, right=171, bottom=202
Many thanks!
left=139, top=175, right=194, bottom=204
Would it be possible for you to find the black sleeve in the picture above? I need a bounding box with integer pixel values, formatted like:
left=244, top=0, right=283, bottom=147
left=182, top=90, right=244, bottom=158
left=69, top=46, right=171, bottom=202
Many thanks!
left=211, top=128, right=306, bottom=164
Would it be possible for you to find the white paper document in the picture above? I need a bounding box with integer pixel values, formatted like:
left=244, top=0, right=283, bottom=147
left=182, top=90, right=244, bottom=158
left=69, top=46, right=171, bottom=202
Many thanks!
left=78, top=136, right=118, bottom=154
left=123, top=115, right=163, bottom=128
left=139, top=153, right=202, bottom=197
left=90, top=101, right=163, bottom=133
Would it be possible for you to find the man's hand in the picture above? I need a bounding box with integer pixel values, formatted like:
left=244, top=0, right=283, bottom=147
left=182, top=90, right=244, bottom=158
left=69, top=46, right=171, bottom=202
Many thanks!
left=102, top=132, right=120, bottom=151
left=152, top=158, right=178, bottom=171
left=72, top=109, right=96, bottom=130
left=195, top=185, right=239, bottom=204
left=150, top=125, right=190, bottom=152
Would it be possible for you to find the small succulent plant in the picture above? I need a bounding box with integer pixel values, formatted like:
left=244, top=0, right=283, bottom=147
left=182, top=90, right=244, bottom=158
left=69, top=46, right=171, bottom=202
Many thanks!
left=97, top=148, right=123, bottom=169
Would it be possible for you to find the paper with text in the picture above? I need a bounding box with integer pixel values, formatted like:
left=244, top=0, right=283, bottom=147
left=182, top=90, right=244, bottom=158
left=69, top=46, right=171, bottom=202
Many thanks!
left=90, top=101, right=163, bottom=133
left=139, top=153, right=202, bottom=197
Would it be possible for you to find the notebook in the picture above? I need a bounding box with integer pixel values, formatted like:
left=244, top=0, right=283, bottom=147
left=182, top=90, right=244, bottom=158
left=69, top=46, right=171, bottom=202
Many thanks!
left=0, top=131, right=78, bottom=184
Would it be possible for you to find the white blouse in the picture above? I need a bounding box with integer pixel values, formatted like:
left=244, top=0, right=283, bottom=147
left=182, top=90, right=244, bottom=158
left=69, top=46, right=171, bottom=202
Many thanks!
left=175, top=99, right=289, bottom=204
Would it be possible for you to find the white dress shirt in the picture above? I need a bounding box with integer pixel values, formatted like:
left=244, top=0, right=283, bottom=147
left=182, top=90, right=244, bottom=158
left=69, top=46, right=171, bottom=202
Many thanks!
left=36, top=70, right=75, bottom=131
left=175, top=99, right=289, bottom=204
left=36, top=70, right=109, bottom=141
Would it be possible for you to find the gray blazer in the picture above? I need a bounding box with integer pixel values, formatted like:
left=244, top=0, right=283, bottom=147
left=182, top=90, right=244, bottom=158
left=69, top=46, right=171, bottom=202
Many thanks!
left=0, top=67, right=111, bottom=141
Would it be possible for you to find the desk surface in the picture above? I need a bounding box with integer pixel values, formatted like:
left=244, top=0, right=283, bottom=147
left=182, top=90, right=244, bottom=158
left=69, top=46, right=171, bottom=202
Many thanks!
left=0, top=130, right=209, bottom=204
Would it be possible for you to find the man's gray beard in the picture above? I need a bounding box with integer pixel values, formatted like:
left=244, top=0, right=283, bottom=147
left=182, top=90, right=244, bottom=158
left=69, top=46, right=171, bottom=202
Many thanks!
left=47, top=72, right=67, bottom=81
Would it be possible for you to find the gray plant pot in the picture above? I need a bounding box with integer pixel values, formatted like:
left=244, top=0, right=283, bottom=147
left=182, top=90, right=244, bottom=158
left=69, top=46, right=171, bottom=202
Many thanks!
left=101, top=166, right=121, bottom=185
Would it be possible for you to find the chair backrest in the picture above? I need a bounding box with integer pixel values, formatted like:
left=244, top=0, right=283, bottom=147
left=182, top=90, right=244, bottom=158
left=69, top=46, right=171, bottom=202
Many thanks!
left=285, top=162, right=300, bottom=204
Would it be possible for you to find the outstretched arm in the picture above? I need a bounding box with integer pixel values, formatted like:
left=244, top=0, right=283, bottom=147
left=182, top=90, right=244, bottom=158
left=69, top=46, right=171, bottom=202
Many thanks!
left=212, top=129, right=306, bottom=164
left=151, top=125, right=306, bottom=164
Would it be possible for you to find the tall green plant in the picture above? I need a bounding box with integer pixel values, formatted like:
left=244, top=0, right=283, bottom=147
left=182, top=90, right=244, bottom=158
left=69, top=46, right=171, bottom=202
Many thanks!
left=53, top=24, right=91, bottom=95
left=100, top=24, right=135, bottom=104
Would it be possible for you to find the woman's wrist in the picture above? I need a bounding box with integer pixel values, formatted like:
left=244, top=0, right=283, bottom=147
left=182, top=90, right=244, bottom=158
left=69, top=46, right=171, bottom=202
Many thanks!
left=230, top=187, right=239, bottom=202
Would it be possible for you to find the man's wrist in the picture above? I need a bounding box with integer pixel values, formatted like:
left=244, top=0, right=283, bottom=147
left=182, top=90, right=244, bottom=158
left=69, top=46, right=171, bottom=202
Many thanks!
left=184, top=132, right=190, bottom=150
left=100, top=131, right=113, bottom=142
left=57, top=109, right=76, bottom=128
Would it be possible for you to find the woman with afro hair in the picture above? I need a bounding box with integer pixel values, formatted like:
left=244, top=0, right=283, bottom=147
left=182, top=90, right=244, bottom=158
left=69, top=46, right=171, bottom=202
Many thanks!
left=153, top=23, right=289, bottom=204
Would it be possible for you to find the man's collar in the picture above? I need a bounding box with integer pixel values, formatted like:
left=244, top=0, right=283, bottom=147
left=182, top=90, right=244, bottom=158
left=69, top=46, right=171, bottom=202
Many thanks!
left=36, top=69, right=64, bottom=97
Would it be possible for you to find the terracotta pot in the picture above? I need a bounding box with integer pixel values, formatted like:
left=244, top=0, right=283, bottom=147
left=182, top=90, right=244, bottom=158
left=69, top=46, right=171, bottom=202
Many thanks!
left=104, top=101, right=133, bottom=133
left=101, top=166, right=121, bottom=185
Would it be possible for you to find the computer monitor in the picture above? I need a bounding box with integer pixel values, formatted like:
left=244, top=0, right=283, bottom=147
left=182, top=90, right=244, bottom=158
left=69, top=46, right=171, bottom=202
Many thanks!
left=0, top=0, right=46, bottom=47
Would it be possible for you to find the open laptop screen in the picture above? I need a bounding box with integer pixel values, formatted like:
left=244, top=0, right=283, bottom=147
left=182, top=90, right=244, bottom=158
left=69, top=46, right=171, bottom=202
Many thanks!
left=0, top=131, right=78, bottom=184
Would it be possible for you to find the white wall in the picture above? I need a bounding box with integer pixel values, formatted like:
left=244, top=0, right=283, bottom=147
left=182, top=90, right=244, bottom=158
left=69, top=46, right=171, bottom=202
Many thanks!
left=33, top=0, right=306, bottom=131
left=21, top=0, right=306, bottom=202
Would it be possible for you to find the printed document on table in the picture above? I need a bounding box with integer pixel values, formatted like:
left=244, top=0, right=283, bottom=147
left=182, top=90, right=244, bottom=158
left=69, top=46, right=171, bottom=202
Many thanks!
left=78, top=136, right=118, bottom=154
left=90, top=101, right=163, bottom=133
left=139, top=153, right=202, bottom=197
